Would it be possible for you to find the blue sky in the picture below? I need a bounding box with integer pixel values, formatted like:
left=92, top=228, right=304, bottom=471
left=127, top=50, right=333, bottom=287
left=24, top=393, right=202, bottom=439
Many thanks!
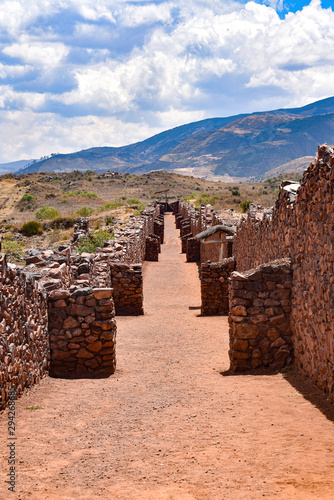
left=0, top=0, right=333, bottom=163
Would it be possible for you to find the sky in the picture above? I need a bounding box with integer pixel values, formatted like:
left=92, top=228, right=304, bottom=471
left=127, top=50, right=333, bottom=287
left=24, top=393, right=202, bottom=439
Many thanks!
left=0, top=0, right=333, bottom=163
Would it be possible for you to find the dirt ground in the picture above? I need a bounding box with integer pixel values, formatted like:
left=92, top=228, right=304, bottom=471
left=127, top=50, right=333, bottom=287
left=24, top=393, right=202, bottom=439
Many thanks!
left=1, top=213, right=334, bottom=500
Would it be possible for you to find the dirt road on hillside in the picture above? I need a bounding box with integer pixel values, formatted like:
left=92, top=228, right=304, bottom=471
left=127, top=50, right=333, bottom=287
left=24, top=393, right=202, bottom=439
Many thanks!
left=0, top=213, right=334, bottom=499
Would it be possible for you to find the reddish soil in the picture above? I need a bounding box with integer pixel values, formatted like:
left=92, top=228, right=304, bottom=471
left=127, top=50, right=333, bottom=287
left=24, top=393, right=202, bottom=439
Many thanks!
left=1, top=213, right=334, bottom=499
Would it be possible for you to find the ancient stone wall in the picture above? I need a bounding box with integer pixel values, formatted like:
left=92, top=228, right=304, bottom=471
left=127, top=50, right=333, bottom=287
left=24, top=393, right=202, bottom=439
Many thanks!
left=201, top=258, right=236, bottom=315
left=110, top=263, right=143, bottom=315
left=48, top=287, right=116, bottom=378
left=145, top=234, right=160, bottom=261
left=229, top=260, right=293, bottom=372
left=233, top=144, right=334, bottom=398
left=0, top=256, right=49, bottom=410
left=186, top=237, right=200, bottom=263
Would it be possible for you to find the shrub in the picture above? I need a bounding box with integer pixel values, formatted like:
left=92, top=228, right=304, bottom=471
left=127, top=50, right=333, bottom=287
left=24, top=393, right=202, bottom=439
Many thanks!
left=1, top=237, right=24, bottom=263
left=127, top=198, right=145, bottom=213
left=35, top=206, right=60, bottom=220
left=240, top=200, right=252, bottom=213
left=80, top=191, right=97, bottom=198
left=97, top=201, right=122, bottom=212
left=87, top=176, right=92, bottom=181
left=21, top=221, right=43, bottom=236
left=75, top=206, right=94, bottom=217
left=45, top=193, right=56, bottom=199
left=231, top=189, right=240, bottom=196
left=20, top=193, right=35, bottom=202
left=77, top=230, right=114, bottom=254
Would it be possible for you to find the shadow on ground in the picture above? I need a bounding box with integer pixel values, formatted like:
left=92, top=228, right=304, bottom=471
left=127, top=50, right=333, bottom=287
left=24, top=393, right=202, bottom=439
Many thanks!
left=221, top=366, right=334, bottom=423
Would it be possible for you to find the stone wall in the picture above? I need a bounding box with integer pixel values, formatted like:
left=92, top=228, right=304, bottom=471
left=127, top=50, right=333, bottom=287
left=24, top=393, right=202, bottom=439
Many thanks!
left=186, top=237, right=200, bottom=263
left=233, top=144, right=334, bottom=398
left=110, top=263, right=143, bottom=315
left=0, top=256, right=49, bottom=410
left=145, top=234, right=160, bottom=261
left=201, top=258, right=236, bottom=315
left=48, top=287, right=116, bottom=378
left=229, top=259, right=293, bottom=372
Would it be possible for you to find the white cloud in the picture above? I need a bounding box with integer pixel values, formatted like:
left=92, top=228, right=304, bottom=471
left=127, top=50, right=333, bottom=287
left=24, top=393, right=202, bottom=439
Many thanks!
left=118, top=3, right=174, bottom=27
left=0, top=110, right=162, bottom=162
left=3, top=40, right=69, bottom=67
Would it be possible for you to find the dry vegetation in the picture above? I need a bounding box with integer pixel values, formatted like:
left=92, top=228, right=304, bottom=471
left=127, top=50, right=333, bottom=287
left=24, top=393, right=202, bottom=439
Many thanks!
left=0, top=169, right=302, bottom=259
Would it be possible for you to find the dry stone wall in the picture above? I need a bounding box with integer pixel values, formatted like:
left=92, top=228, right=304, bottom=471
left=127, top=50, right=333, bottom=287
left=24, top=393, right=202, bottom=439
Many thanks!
left=110, top=263, right=143, bottom=315
left=229, top=259, right=293, bottom=372
left=233, top=144, right=334, bottom=398
left=0, top=256, right=49, bottom=410
left=201, top=258, right=236, bottom=315
left=48, top=287, right=116, bottom=378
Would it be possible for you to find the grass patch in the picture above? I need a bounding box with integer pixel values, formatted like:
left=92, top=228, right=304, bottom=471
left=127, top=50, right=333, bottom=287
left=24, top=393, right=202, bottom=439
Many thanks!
left=1, top=236, right=24, bottom=263
left=75, top=206, right=94, bottom=217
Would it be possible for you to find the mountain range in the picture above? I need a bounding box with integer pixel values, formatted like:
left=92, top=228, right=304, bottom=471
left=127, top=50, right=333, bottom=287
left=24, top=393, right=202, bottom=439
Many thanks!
left=11, top=96, right=334, bottom=180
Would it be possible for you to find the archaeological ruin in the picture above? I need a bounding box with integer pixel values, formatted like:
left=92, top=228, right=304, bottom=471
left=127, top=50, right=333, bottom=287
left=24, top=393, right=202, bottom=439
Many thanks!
left=1, top=143, right=334, bottom=410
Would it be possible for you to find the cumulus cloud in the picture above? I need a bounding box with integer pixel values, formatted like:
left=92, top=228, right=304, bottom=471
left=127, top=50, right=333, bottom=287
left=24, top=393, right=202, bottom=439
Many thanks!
left=3, top=40, right=69, bottom=67
left=0, top=0, right=333, bottom=162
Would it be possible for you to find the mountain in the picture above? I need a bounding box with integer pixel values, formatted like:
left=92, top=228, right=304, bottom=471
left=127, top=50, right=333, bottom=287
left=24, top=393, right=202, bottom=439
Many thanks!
left=16, top=96, right=334, bottom=179
left=0, top=159, right=34, bottom=174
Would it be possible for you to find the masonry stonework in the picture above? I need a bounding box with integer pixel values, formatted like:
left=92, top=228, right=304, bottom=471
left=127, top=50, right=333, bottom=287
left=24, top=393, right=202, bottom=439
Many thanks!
left=233, top=144, right=334, bottom=398
left=201, top=258, right=236, bottom=315
left=229, top=259, right=293, bottom=372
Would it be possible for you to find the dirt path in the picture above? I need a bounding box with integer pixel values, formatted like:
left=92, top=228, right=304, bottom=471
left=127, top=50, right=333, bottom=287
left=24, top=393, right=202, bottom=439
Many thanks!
left=1, top=213, right=334, bottom=499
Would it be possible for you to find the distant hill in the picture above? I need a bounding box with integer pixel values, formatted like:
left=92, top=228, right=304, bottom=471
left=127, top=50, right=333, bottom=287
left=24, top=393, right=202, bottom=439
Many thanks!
left=262, top=156, right=314, bottom=180
left=16, top=96, right=334, bottom=179
left=0, top=159, right=33, bottom=174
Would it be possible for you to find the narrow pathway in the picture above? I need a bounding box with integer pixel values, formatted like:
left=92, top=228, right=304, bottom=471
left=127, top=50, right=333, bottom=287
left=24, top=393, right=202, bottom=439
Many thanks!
left=1, top=214, right=334, bottom=499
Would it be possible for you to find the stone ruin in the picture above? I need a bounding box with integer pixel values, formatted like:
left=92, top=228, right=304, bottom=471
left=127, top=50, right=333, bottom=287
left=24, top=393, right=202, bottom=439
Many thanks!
left=2, top=143, right=334, bottom=408
left=0, top=202, right=164, bottom=409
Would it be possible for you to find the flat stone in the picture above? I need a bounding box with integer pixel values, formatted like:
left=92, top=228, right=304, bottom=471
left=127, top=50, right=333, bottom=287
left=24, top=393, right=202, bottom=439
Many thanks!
left=77, top=348, right=95, bottom=359
left=69, top=304, right=94, bottom=316
left=231, top=306, right=247, bottom=316
left=93, top=288, right=113, bottom=300
left=63, top=317, right=80, bottom=329
left=234, top=323, right=259, bottom=339
left=49, top=289, right=71, bottom=300
left=87, top=341, right=103, bottom=353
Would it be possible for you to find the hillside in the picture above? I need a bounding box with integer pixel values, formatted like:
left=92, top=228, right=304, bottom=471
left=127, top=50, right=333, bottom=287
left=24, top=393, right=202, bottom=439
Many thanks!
left=16, top=96, right=334, bottom=180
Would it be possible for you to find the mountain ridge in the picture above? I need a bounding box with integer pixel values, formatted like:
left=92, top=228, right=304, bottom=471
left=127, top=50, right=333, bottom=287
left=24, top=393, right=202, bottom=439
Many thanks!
left=15, top=96, right=334, bottom=179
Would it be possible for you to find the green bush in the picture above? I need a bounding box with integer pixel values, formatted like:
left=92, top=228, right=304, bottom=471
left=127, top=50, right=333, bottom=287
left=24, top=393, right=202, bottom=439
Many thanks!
left=231, top=189, right=240, bottom=196
left=80, top=191, right=97, bottom=198
left=75, top=206, right=94, bottom=217
left=240, top=200, right=252, bottom=213
left=1, top=237, right=24, bottom=263
left=77, top=230, right=114, bottom=254
left=98, top=201, right=122, bottom=212
left=20, top=193, right=35, bottom=202
left=35, top=206, right=60, bottom=220
left=21, top=221, right=43, bottom=236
